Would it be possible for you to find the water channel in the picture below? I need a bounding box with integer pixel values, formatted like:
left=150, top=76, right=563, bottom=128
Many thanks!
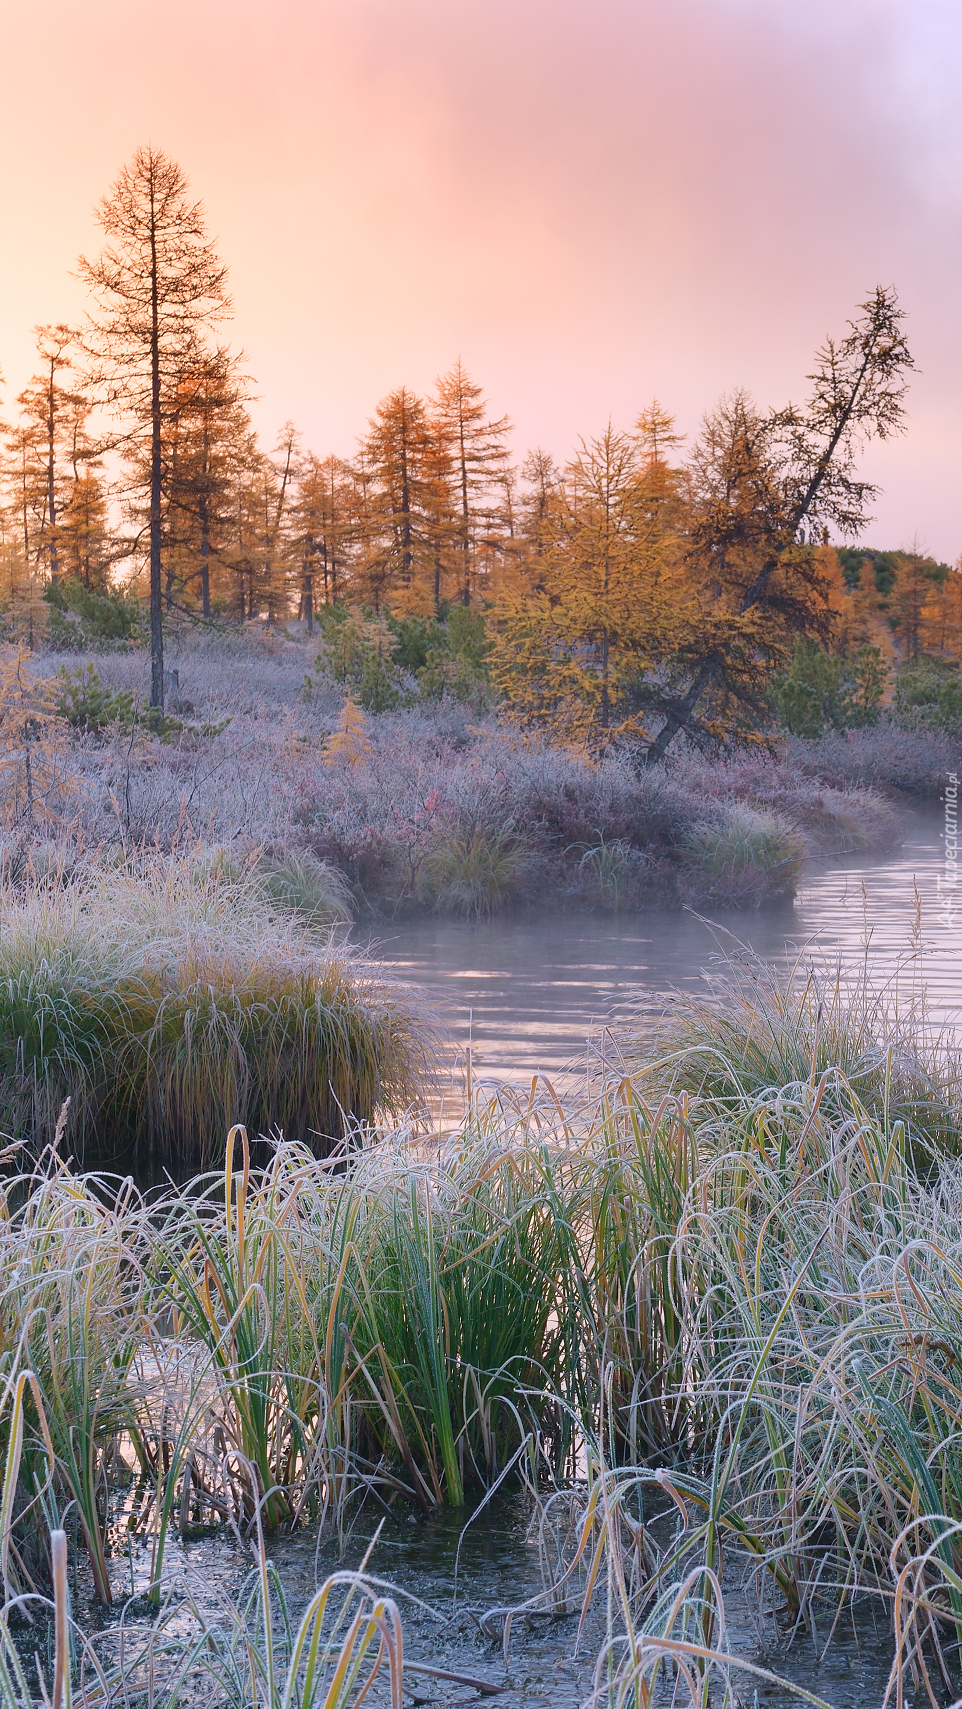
left=361, top=803, right=959, bottom=1110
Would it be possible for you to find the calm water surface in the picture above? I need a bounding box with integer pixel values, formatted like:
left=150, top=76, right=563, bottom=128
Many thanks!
left=360, top=805, right=960, bottom=1106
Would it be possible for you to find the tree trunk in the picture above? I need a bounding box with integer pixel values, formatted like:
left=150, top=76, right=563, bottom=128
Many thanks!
left=400, top=428, right=412, bottom=587
left=641, top=653, right=723, bottom=765
left=459, top=419, right=470, bottom=606
left=199, top=495, right=211, bottom=618
left=148, top=188, right=165, bottom=710
left=200, top=419, right=212, bottom=618
left=46, top=358, right=59, bottom=584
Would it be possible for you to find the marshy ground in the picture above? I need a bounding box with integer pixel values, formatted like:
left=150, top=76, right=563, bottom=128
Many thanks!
left=2, top=628, right=961, bottom=1707
left=2, top=938, right=962, bottom=1708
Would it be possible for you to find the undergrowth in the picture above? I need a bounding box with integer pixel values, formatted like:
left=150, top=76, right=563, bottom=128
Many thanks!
left=0, top=957, right=960, bottom=1703
left=4, top=629, right=947, bottom=919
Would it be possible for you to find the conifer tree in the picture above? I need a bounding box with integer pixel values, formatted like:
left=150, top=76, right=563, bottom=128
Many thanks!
left=293, top=453, right=355, bottom=624
left=420, top=415, right=459, bottom=615
left=162, top=347, right=250, bottom=616
left=360, top=386, right=432, bottom=611
left=518, top=449, right=561, bottom=586
left=216, top=425, right=263, bottom=619
left=432, top=362, right=511, bottom=606
left=79, top=146, right=231, bottom=707
left=259, top=424, right=299, bottom=622
left=0, top=647, right=68, bottom=826
left=882, top=550, right=962, bottom=661
left=641, top=287, right=915, bottom=760
left=4, top=426, right=35, bottom=575
left=12, top=326, right=98, bottom=588
left=492, top=425, right=683, bottom=744
left=60, top=469, right=111, bottom=590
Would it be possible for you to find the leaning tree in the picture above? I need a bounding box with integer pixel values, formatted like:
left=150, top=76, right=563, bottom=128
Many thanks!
left=639, top=287, right=914, bottom=761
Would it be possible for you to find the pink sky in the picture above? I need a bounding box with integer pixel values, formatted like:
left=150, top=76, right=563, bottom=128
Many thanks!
left=2, top=0, right=960, bottom=558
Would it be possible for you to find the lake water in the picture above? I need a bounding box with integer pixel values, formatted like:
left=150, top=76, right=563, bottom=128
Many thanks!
left=361, top=805, right=960, bottom=1109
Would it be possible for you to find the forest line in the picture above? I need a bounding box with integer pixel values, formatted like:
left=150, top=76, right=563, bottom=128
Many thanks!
left=1, top=144, right=959, bottom=755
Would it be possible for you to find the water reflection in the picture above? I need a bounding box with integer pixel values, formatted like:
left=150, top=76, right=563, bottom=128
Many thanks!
left=360, top=806, right=959, bottom=1101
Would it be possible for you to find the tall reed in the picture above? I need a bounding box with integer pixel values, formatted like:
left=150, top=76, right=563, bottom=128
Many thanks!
left=0, top=1360, right=408, bottom=1709
left=0, top=948, right=960, bottom=1702
left=0, top=1153, right=146, bottom=1605
left=150, top=1119, right=579, bottom=1527
left=627, top=948, right=961, bottom=1153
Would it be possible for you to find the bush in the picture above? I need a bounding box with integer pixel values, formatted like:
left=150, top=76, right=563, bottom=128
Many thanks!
left=0, top=855, right=424, bottom=1164
left=44, top=578, right=144, bottom=649
left=305, top=614, right=401, bottom=712
left=300, top=723, right=889, bottom=914
left=680, top=804, right=803, bottom=906
left=894, top=657, right=962, bottom=736
left=787, top=721, right=960, bottom=796
left=412, top=604, right=491, bottom=707
left=55, top=664, right=137, bottom=732
left=671, top=748, right=901, bottom=853
left=573, top=836, right=653, bottom=912
left=54, top=663, right=230, bottom=745
left=772, top=639, right=887, bottom=735
left=303, top=606, right=492, bottom=714
left=418, top=826, right=528, bottom=917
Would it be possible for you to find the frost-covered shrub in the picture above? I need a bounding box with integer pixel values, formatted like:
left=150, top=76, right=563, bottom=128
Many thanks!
left=786, top=722, right=961, bottom=796
left=670, top=750, right=901, bottom=854
left=4, top=627, right=935, bottom=916
left=679, top=805, right=804, bottom=907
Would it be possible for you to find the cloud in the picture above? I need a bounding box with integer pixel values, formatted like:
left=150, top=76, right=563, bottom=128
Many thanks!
left=1, top=0, right=958, bottom=555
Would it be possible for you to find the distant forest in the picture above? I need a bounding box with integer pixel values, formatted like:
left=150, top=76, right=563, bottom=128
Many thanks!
left=2, top=145, right=956, bottom=757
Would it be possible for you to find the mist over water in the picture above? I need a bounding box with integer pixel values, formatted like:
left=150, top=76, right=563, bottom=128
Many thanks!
left=361, top=806, right=958, bottom=1105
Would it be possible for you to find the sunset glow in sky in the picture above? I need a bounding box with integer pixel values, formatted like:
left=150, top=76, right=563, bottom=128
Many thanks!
left=2, top=0, right=960, bottom=557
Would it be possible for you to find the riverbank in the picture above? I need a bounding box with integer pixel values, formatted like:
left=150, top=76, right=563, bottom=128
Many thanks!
left=6, top=627, right=957, bottom=917
left=0, top=852, right=426, bottom=1167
